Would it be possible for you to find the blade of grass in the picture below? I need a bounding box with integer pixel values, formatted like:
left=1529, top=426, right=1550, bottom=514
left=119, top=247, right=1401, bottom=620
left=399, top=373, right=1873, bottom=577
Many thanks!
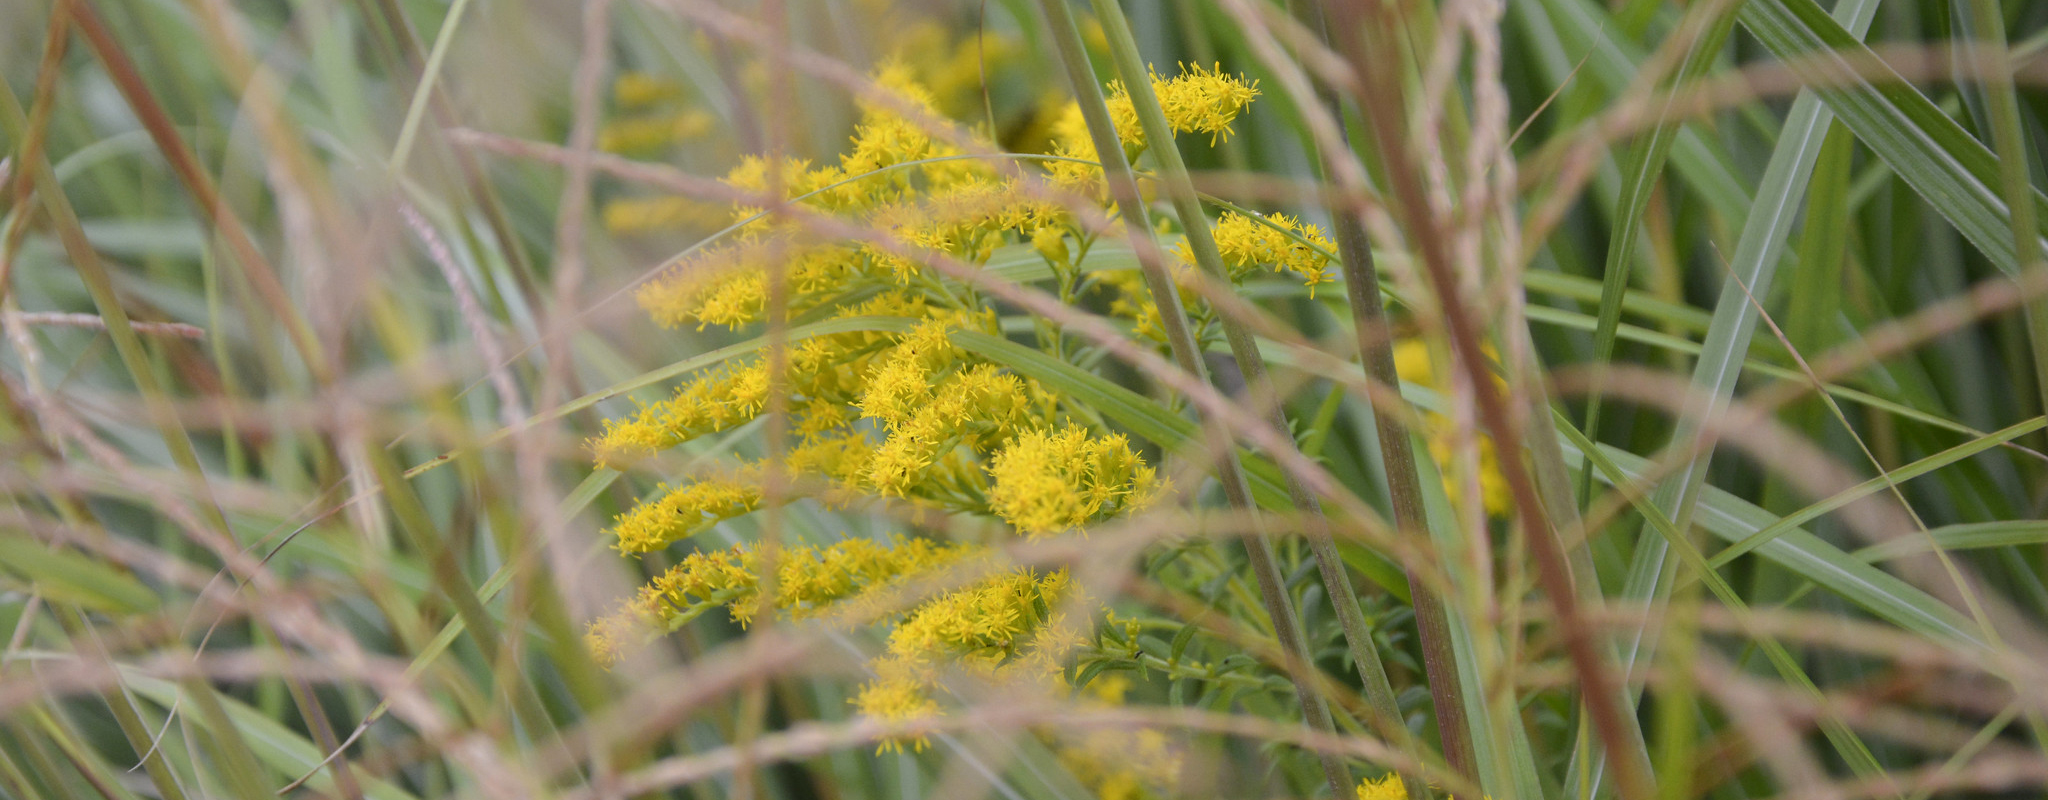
left=122, top=673, right=423, bottom=800
left=388, top=0, right=477, bottom=174
left=1708, top=416, right=2047, bottom=567
left=1547, top=427, right=1983, bottom=646
left=1277, top=3, right=1491, bottom=791
left=1324, top=1, right=1654, bottom=794
left=179, top=678, right=274, bottom=800
left=1555, top=413, right=1904, bottom=799
left=1580, top=2, right=1883, bottom=797
left=278, top=467, right=617, bottom=793
left=1957, top=0, right=2048, bottom=424
left=1522, top=0, right=1753, bottom=221
left=64, top=0, right=333, bottom=386
left=1737, top=0, right=2048, bottom=273
left=1855, top=520, right=2048, bottom=562
left=1578, top=0, right=1737, bottom=512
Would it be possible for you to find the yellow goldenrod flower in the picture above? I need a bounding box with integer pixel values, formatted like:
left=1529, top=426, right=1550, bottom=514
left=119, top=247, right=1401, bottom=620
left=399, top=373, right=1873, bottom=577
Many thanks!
left=1357, top=773, right=1407, bottom=800
left=1357, top=771, right=1487, bottom=800
left=1032, top=226, right=1070, bottom=267
left=586, top=534, right=973, bottom=663
left=597, top=109, right=714, bottom=154
left=1101, top=63, right=1260, bottom=149
left=842, top=63, right=944, bottom=176
left=786, top=431, right=876, bottom=505
left=866, top=179, right=1066, bottom=283
left=852, top=675, right=940, bottom=752
left=879, top=567, right=1072, bottom=677
left=1044, top=65, right=1259, bottom=200
left=865, top=364, right=1035, bottom=496
left=590, top=361, right=768, bottom=467
left=856, top=320, right=960, bottom=429
left=1190, top=211, right=1337, bottom=294
left=590, top=327, right=884, bottom=467
left=612, top=72, right=683, bottom=109
left=986, top=426, right=1164, bottom=537
left=1392, top=340, right=1512, bottom=517
left=609, top=472, right=763, bottom=554
left=1098, top=269, right=1171, bottom=343
left=587, top=64, right=1229, bottom=733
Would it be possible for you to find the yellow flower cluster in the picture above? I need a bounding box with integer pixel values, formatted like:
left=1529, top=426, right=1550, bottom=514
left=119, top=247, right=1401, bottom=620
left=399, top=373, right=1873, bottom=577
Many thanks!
left=1356, top=771, right=1489, bottom=800
left=592, top=292, right=925, bottom=467
left=1107, top=64, right=1260, bottom=147
left=1051, top=675, right=1184, bottom=800
left=1187, top=211, right=1337, bottom=294
left=605, top=429, right=876, bottom=554
left=586, top=534, right=971, bottom=665
left=597, top=73, right=713, bottom=156
left=1033, top=64, right=1339, bottom=348
left=1356, top=773, right=1408, bottom=800
left=986, top=426, right=1163, bottom=537
left=1045, top=63, right=1259, bottom=194
left=1393, top=339, right=1512, bottom=517
left=855, top=566, right=1084, bottom=747
left=589, top=66, right=1202, bottom=726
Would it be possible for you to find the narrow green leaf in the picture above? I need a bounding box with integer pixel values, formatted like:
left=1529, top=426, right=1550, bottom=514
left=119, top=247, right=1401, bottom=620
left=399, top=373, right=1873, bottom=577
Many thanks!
left=1738, top=0, right=2048, bottom=275
left=1856, top=521, right=2048, bottom=562
left=1581, top=2, right=1739, bottom=509
left=120, top=674, right=422, bottom=800
left=1553, top=431, right=1982, bottom=647
left=0, top=537, right=159, bottom=615
left=1709, top=416, right=2048, bottom=567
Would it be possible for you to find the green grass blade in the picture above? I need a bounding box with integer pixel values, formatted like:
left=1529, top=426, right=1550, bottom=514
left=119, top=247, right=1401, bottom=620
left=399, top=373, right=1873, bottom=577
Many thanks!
left=1855, top=520, right=2048, bottom=561
left=1590, top=5, right=1883, bottom=795
left=1554, top=416, right=1902, bottom=797
left=1737, top=0, right=2048, bottom=275
left=121, top=673, right=423, bottom=800
left=1552, top=434, right=1982, bottom=646
left=1525, top=0, right=1753, bottom=220
left=1708, top=416, right=2047, bottom=568
left=1580, top=2, right=1737, bottom=510
left=0, top=536, right=160, bottom=615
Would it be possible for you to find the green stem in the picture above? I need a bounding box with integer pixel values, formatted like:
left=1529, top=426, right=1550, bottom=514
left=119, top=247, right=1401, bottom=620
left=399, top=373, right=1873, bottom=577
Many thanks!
left=1085, top=0, right=1430, bottom=786
left=1283, top=5, right=1480, bottom=795
left=1033, top=2, right=1353, bottom=796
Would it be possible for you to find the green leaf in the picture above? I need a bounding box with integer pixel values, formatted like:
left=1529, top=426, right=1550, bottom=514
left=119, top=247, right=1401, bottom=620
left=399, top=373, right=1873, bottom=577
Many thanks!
left=1855, top=520, right=2048, bottom=562
left=1738, top=0, right=2048, bottom=275
left=1581, top=3, right=1739, bottom=512
left=1709, top=416, right=2047, bottom=567
left=121, top=673, right=424, bottom=800
left=0, top=537, right=160, bottom=615
left=1555, top=431, right=1982, bottom=647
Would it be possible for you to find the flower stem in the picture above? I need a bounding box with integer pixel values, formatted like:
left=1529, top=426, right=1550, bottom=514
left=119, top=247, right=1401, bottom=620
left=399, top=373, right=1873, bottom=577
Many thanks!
left=1033, top=1, right=1355, bottom=796
left=1083, top=0, right=1443, bottom=790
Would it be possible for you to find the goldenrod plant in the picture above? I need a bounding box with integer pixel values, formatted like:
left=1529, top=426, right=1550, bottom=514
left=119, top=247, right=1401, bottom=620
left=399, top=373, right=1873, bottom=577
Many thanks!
left=6, top=1, right=2048, bottom=799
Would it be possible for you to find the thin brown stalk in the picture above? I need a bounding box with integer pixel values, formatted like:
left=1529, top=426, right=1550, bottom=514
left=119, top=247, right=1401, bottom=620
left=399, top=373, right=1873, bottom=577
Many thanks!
left=65, top=0, right=334, bottom=385
left=1322, top=1, right=1655, bottom=798
left=3, top=312, right=205, bottom=339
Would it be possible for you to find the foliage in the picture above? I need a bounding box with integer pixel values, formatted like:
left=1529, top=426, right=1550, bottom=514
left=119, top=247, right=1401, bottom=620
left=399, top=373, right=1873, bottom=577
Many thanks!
left=2, top=0, right=2046, bottom=799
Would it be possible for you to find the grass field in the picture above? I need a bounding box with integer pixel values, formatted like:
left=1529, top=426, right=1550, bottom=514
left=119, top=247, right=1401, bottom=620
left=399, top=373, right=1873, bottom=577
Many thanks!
left=3, top=0, right=2048, bottom=798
